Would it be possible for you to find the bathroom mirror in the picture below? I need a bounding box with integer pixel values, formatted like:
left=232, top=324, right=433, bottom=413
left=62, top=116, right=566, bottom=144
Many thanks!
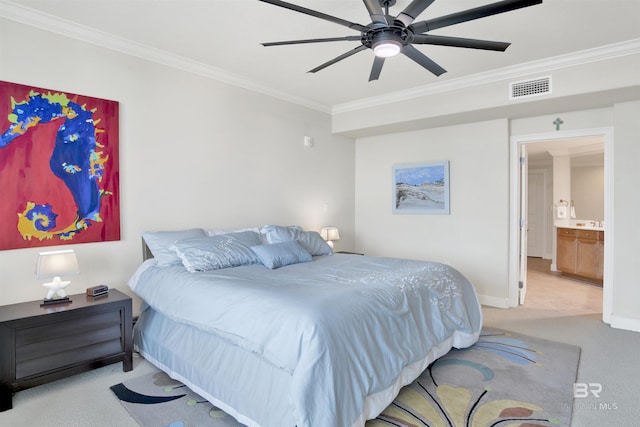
left=570, top=152, right=604, bottom=221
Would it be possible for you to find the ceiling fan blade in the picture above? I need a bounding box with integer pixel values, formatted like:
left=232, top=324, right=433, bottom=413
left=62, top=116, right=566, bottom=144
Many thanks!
left=363, top=0, right=388, bottom=25
left=397, top=0, right=436, bottom=26
left=410, top=0, right=542, bottom=34
left=258, top=0, right=368, bottom=32
left=402, top=45, right=446, bottom=76
left=309, top=45, right=368, bottom=73
left=262, top=36, right=361, bottom=47
left=412, top=34, right=510, bottom=51
left=369, top=56, right=385, bottom=81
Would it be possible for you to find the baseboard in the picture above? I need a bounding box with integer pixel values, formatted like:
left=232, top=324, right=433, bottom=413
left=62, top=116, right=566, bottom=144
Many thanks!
left=609, top=315, right=640, bottom=333
left=477, top=294, right=510, bottom=309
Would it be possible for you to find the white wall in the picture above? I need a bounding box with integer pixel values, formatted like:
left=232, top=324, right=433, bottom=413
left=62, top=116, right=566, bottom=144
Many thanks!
left=552, top=155, right=572, bottom=227
left=0, top=19, right=355, bottom=310
left=612, top=101, right=640, bottom=327
left=355, top=119, right=511, bottom=306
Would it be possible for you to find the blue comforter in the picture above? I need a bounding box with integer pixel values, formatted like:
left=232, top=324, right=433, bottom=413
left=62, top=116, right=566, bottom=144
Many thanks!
left=131, top=254, right=482, bottom=427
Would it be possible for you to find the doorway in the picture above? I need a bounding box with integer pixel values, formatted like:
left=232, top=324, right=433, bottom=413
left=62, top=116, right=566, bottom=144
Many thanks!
left=509, top=127, right=613, bottom=324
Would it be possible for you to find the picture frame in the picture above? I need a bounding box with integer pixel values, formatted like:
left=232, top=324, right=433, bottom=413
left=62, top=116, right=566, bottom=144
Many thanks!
left=393, top=161, right=450, bottom=215
left=0, top=80, right=120, bottom=250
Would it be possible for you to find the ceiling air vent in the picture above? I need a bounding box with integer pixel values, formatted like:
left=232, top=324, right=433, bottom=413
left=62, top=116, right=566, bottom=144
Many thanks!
left=510, top=76, right=552, bottom=100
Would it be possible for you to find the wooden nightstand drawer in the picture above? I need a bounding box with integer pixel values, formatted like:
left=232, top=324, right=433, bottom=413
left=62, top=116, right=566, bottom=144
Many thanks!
left=16, top=310, right=121, bottom=347
left=16, top=338, right=123, bottom=380
left=15, top=310, right=124, bottom=379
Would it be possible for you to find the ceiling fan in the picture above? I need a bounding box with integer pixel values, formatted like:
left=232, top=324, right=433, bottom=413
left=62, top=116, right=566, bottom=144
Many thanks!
left=258, top=0, right=542, bottom=81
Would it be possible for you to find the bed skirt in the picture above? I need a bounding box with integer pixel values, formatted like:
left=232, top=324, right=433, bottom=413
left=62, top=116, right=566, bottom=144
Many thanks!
left=134, top=307, right=478, bottom=427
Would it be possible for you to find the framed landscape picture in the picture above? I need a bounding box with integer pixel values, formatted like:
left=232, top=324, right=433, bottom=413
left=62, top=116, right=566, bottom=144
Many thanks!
left=393, top=161, right=450, bottom=215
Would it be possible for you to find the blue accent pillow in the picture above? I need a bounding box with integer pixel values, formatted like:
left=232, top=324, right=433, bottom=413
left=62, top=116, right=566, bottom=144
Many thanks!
left=142, top=228, right=207, bottom=266
left=170, top=231, right=262, bottom=272
left=251, top=240, right=313, bottom=269
left=297, top=231, right=333, bottom=256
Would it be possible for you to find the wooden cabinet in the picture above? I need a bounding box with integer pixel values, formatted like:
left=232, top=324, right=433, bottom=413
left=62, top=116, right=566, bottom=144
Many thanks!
left=0, top=289, right=132, bottom=411
left=556, top=227, right=604, bottom=282
left=557, top=228, right=578, bottom=273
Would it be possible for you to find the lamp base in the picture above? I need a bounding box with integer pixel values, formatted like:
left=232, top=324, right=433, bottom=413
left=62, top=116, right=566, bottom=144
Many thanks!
left=40, top=297, right=72, bottom=307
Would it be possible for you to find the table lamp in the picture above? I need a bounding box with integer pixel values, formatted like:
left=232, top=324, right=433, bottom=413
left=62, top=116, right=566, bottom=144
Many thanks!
left=320, top=227, right=340, bottom=249
left=36, top=249, right=79, bottom=306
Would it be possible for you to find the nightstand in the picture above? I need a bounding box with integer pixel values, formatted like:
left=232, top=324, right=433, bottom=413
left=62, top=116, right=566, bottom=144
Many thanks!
left=0, top=289, right=132, bottom=411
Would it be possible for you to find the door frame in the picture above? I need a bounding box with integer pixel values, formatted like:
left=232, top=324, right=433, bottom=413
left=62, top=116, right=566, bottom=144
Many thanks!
left=509, top=127, right=613, bottom=323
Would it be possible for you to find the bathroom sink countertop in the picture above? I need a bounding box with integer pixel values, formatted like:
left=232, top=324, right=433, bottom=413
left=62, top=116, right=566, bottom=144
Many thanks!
left=557, top=224, right=605, bottom=231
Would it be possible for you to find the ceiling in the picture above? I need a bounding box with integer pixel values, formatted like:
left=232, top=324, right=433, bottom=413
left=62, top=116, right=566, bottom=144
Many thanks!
left=4, top=0, right=640, bottom=111
left=527, top=135, right=604, bottom=165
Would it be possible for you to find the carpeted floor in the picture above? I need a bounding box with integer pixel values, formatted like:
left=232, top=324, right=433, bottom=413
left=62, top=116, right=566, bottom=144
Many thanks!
left=111, top=328, right=580, bottom=427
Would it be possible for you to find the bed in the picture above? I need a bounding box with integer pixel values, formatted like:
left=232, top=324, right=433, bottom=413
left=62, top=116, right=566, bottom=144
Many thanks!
left=128, top=226, right=482, bottom=427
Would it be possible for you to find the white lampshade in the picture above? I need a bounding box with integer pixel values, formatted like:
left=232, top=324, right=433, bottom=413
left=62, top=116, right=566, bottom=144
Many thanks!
left=36, top=250, right=79, bottom=303
left=320, top=227, right=340, bottom=248
left=36, top=250, right=80, bottom=279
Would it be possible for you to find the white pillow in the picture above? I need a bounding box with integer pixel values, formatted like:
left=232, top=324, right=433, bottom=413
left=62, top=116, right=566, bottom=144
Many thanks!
left=142, top=228, right=207, bottom=266
left=260, top=225, right=302, bottom=244
left=207, top=227, right=261, bottom=236
left=170, top=231, right=262, bottom=272
left=261, top=225, right=333, bottom=256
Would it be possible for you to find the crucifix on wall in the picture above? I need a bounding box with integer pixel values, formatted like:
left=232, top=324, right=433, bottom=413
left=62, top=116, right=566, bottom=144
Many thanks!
left=553, top=117, right=564, bottom=131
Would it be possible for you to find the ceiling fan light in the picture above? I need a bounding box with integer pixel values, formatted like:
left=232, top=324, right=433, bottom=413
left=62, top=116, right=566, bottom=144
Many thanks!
left=373, top=40, right=402, bottom=58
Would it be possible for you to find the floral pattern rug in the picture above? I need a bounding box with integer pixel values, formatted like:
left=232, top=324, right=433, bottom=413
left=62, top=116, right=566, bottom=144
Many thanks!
left=111, top=328, right=580, bottom=427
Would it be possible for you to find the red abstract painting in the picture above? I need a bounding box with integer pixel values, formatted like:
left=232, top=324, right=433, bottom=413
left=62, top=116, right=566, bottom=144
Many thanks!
left=0, top=81, right=120, bottom=250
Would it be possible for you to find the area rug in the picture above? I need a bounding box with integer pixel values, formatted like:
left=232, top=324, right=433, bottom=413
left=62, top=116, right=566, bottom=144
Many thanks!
left=111, top=328, right=580, bottom=427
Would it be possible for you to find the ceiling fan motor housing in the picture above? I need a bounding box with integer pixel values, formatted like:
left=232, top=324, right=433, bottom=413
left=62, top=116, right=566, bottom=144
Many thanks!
left=363, top=22, right=413, bottom=57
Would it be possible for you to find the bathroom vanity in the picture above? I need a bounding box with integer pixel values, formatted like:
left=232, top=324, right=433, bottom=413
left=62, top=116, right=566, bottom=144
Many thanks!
left=556, top=226, right=604, bottom=283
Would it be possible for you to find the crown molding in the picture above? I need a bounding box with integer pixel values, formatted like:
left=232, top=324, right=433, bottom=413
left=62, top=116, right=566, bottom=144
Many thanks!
left=0, top=0, right=331, bottom=114
left=332, top=38, right=640, bottom=114
left=2, top=0, right=638, bottom=117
